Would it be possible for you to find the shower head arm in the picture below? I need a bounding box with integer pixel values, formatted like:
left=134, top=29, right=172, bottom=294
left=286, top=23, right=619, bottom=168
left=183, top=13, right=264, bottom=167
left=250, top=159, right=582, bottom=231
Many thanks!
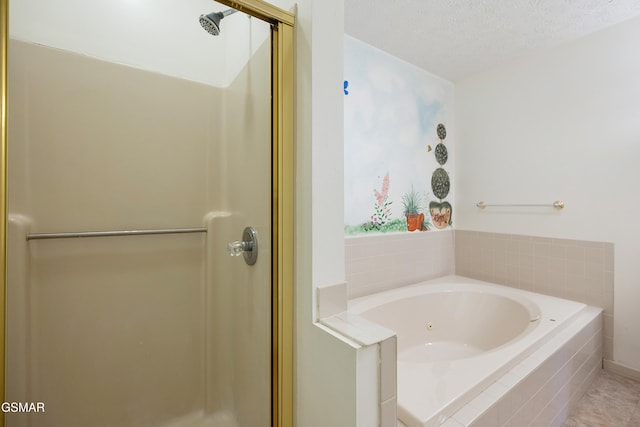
left=221, top=9, right=237, bottom=17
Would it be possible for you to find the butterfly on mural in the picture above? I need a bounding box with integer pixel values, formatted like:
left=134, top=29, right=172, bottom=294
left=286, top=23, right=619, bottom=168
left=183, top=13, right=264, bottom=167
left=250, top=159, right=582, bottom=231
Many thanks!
left=344, top=80, right=349, bottom=95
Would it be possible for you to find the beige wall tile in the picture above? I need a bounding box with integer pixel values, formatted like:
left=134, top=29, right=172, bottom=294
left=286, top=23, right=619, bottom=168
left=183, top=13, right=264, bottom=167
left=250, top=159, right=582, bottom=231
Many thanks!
left=454, top=230, right=614, bottom=362
left=346, top=231, right=456, bottom=299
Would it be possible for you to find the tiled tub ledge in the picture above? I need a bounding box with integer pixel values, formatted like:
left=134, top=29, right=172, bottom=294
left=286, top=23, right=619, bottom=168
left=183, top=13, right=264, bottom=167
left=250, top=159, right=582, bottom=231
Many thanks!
left=321, top=312, right=399, bottom=427
left=420, top=306, right=603, bottom=427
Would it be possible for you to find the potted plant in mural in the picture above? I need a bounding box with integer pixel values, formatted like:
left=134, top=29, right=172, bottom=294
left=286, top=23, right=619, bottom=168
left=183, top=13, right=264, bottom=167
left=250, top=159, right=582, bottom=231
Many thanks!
left=402, top=186, right=424, bottom=232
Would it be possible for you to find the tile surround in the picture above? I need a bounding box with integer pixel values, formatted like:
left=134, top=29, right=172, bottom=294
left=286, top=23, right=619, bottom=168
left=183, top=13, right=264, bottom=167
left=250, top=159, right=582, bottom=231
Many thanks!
left=455, top=230, right=614, bottom=361
left=345, top=230, right=455, bottom=299
left=344, top=228, right=615, bottom=366
left=316, top=281, right=348, bottom=319
left=320, top=314, right=398, bottom=427
left=380, top=337, right=398, bottom=427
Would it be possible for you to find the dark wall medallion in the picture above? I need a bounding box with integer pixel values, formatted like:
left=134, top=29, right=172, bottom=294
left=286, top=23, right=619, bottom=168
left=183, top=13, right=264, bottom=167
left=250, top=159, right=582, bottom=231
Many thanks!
left=431, top=167, right=450, bottom=200
left=436, top=123, right=447, bottom=140
left=435, top=143, right=448, bottom=165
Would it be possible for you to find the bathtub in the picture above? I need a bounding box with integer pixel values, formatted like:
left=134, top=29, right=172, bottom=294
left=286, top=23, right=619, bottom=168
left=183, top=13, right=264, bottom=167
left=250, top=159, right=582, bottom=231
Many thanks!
left=349, top=275, right=589, bottom=427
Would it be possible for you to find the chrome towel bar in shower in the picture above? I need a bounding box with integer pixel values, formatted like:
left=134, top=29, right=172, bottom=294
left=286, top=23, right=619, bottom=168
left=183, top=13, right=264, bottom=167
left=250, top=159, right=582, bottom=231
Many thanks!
left=26, top=227, right=207, bottom=241
left=476, top=200, right=565, bottom=210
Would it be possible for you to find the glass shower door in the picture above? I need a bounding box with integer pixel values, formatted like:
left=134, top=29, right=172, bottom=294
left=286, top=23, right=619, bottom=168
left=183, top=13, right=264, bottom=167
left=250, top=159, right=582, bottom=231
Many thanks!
left=6, top=1, right=273, bottom=426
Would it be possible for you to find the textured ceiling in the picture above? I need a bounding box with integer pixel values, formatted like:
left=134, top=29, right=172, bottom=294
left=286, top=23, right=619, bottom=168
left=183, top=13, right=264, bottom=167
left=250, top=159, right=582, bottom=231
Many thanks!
left=344, top=0, right=640, bottom=81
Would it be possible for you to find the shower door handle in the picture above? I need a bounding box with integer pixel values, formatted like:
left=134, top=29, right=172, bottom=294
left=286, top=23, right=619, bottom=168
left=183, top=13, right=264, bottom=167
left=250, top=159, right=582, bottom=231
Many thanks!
left=227, top=226, right=258, bottom=265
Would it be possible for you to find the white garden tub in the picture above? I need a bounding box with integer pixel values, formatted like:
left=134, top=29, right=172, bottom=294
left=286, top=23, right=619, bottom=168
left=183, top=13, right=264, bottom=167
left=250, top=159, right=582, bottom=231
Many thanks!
left=349, top=275, right=587, bottom=427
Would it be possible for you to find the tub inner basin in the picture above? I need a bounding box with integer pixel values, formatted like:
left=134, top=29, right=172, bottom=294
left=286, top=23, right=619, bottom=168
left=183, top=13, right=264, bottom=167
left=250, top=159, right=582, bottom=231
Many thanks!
left=358, top=291, right=539, bottom=363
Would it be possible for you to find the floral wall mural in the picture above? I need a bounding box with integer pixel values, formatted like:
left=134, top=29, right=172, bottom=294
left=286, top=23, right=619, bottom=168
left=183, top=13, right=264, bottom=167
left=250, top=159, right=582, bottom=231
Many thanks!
left=344, top=36, right=455, bottom=235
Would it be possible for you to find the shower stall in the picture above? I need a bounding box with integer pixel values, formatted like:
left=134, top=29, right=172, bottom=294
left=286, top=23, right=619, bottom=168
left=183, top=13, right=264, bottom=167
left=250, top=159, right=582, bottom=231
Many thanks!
left=0, top=1, right=294, bottom=426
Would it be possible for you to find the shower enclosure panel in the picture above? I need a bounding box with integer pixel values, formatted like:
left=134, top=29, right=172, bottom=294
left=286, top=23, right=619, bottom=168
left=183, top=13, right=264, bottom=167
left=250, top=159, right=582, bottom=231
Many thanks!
left=6, top=3, right=273, bottom=426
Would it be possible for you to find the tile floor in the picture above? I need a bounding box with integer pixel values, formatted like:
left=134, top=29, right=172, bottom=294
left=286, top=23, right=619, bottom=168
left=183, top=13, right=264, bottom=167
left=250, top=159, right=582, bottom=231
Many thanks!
left=563, top=369, right=640, bottom=427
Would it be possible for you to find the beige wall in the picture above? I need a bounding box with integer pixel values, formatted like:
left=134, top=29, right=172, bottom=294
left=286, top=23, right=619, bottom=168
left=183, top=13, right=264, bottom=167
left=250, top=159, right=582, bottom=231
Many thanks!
left=293, top=0, right=365, bottom=426
left=7, top=35, right=271, bottom=427
left=8, top=40, right=220, bottom=228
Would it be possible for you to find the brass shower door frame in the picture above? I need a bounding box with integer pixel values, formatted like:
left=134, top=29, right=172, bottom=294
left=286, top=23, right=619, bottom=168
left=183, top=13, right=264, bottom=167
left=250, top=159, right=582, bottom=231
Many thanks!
left=0, top=1, right=295, bottom=426
left=0, top=0, right=8, bottom=425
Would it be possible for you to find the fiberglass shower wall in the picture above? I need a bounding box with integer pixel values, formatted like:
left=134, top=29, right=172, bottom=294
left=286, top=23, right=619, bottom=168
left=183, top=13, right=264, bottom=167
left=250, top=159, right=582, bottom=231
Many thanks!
left=6, top=2, right=272, bottom=426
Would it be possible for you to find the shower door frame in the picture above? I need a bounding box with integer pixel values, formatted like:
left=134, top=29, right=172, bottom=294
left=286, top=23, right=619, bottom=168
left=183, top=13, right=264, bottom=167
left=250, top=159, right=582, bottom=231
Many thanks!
left=0, top=1, right=295, bottom=426
left=0, top=1, right=8, bottom=426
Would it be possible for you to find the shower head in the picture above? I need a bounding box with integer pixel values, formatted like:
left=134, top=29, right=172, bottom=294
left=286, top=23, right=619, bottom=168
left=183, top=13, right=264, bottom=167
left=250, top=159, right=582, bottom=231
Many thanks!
left=199, top=9, right=237, bottom=36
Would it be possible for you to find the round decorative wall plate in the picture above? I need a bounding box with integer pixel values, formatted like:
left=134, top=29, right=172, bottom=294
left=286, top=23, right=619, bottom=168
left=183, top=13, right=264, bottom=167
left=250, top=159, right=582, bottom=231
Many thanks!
left=431, top=167, right=450, bottom=199
left=435, top=143, right=448, bottom=165
left=436, top=123, right=447, bottom=140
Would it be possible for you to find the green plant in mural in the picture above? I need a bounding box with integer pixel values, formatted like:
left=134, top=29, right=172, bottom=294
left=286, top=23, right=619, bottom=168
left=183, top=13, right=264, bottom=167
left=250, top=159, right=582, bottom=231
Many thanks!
left=402, top=185, right=425, bottom=232
left=348, top=218, right=406, bottom=234
left=402, top=186, right=421, bottom=215
left=363, top=172, right=392, bottom=231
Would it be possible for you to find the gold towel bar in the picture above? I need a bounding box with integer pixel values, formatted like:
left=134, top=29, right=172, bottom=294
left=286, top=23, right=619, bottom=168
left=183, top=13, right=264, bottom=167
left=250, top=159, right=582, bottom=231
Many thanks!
left=476, top=200, right=564, bottom=210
